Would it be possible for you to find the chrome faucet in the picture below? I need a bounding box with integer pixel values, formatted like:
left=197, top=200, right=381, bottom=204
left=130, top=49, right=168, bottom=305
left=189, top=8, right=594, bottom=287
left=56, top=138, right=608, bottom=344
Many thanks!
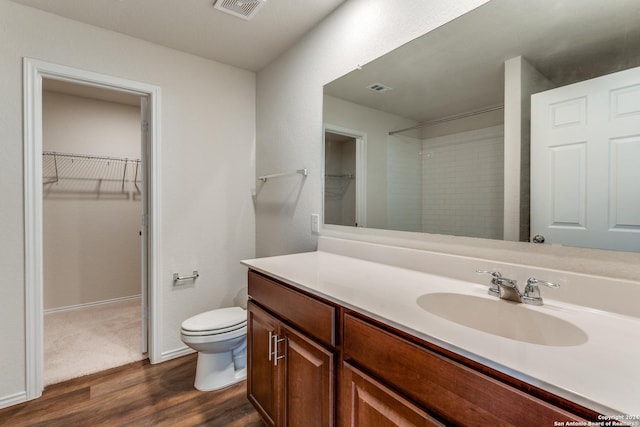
left=476, top=270, right=559, bottom=306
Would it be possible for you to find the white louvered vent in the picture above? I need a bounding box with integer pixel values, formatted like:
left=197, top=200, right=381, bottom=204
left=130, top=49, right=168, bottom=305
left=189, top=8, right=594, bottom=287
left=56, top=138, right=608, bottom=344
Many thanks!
left=213, top=0, right=267, bottom=21
left=367, top=83, right=393, bottom=93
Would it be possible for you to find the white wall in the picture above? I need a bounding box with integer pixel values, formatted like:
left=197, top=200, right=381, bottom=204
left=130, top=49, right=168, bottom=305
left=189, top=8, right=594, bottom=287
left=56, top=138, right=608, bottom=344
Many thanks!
left=326, top=100, right=504, bottom=237
left=256, top=0, right=485, bottom=257
left=256, top=0, right=491, bottom=256
left=323, top=95, right=418, bottom=230
left=256, top=0, right=640, bottom=281
left=504, top=56, right=555, bottom=242
left=387, top=134, right=422, bottom=232
left=0, top=0, right=255, bottom=405
left=42, top=91, right=141, bottom=310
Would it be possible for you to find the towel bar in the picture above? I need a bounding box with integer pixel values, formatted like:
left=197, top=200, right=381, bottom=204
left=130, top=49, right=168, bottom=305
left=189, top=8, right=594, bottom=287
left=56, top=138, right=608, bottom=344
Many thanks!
left=258, top=168, right=307, bottom=182
left=173, top=270, right=199, bottom=284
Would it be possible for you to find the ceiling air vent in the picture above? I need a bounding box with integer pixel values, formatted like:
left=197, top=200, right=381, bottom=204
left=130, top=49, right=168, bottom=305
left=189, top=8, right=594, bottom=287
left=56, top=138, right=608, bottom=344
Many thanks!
left=367, top=83, right=393, bottom=93
left=213, top=0, right=267, bottom=21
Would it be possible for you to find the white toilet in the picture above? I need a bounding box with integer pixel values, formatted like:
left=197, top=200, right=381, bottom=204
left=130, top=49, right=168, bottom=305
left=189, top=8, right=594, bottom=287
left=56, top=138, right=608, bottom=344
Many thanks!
left=180, top=306, right=247, bottom=391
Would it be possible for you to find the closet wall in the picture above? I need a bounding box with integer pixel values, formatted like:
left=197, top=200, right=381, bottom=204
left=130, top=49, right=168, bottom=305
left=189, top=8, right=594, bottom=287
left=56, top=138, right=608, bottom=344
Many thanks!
left=42, top=89, right=141, bottom=310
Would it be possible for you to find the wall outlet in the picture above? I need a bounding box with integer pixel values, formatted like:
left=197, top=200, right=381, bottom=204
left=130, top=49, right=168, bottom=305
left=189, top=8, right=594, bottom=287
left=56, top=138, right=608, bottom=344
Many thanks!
left=311, top=214, right=320, bottom=234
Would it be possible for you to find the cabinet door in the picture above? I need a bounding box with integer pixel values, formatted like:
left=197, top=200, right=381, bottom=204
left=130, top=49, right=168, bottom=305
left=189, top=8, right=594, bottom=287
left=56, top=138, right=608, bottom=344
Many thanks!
left=341, top=363, right=443, bottom=427
left=281, top=324, right=335, bottom=427
left=247, top=301, right=279, bottom=427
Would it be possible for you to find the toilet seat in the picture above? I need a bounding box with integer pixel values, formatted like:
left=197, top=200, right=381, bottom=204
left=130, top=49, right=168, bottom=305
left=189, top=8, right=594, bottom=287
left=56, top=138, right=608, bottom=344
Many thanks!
left=181, top=307, right=247, bottom=337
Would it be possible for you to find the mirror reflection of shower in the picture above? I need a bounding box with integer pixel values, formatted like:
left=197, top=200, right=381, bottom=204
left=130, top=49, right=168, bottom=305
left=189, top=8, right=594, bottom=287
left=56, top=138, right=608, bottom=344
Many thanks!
left=324, top=131, right=357, bottom=226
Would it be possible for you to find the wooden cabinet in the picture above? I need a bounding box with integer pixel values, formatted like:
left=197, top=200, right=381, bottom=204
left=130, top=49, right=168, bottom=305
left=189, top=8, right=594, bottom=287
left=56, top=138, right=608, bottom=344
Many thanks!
left=247, top=272, right=336, bottom=427
left=341, top=362, right=444, bottom=427
left=247, top=269, right=598, bottom=427
left=247, top=301, right=279, bottom=426
left=247, top=271, right=336, bottom=347
left=342, top=313, right=591, bottom=426
left=280, top=323, right=334, bottom=426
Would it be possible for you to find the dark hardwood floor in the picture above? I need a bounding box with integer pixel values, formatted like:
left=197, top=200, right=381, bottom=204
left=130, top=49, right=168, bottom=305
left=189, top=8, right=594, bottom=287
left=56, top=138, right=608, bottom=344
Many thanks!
left=0, top=354, right=264, bottom=427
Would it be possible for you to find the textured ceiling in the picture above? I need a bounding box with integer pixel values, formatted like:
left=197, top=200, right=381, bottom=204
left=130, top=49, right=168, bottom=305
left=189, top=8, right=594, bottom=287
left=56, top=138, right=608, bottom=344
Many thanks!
left=10, top=0, right=346, bottom=71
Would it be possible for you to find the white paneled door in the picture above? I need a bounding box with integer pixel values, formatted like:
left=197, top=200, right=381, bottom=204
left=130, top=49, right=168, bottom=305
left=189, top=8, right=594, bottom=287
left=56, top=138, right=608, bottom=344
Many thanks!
left=531, top=66, right=640, bottom=252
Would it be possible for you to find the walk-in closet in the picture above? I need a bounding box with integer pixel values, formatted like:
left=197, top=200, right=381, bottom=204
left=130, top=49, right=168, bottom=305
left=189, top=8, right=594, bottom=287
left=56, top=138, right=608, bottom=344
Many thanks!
left=42, top=79, right=146, bottom=385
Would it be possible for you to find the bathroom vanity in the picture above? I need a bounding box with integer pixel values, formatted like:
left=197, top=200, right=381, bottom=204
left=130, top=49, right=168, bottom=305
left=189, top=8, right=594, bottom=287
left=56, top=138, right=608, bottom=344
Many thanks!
left=243, top=238, right=640, bottom=426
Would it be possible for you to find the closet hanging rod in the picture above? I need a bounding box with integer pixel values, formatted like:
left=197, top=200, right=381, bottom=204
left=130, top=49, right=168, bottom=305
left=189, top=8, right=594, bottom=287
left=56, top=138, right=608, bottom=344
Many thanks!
left=388, top=104, right=504, bottom=136
left=258, top=168, right=308, bottom=182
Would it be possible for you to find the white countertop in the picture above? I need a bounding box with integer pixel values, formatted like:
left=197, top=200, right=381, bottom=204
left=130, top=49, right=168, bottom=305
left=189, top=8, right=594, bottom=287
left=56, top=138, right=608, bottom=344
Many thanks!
left=242, top=247, right=640, bottom=417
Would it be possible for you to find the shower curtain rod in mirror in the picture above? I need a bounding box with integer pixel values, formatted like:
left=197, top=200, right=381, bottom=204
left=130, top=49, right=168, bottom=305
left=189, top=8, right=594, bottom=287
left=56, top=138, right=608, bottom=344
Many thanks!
left=389, top=104, right=504, bottom=136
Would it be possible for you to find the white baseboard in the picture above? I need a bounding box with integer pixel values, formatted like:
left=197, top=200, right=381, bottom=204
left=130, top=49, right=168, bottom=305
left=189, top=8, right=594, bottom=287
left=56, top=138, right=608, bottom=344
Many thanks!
left=44, top=295, right=142, bottom=314
left=0, top=391, right=27, bottom=410
left=160, top=346, right=194, bottom=363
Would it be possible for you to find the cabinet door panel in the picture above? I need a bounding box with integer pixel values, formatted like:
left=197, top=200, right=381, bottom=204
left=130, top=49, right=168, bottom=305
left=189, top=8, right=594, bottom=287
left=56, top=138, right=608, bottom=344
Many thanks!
left=282, top=324, right=335, bottom=427
left=342, top=363, right=443, bottom=427
left=247, top=301, right=279, bottom=427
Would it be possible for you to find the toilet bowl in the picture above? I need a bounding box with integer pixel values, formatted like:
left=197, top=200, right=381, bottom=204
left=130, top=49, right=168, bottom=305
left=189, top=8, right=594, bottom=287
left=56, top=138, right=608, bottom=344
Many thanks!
left=180, top=306, right=247, bottom=391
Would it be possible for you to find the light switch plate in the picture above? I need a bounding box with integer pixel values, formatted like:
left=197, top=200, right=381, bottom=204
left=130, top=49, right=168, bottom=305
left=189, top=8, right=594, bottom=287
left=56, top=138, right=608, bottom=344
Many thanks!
left=311, top=214, right=320, bottom=233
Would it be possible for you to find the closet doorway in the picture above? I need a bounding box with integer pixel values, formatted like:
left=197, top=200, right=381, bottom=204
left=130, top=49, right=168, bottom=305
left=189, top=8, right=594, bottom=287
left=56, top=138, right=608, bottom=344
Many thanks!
left=42, top=79, right=145, bottom=385
left=323, top=125, right=367, bottom=228
left=23, top=58, right=161, bottom=400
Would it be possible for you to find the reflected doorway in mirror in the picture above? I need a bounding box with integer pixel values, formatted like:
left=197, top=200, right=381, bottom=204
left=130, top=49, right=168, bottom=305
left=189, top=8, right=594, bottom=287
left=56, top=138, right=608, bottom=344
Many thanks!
left=323, top=125, right=366, bottom=227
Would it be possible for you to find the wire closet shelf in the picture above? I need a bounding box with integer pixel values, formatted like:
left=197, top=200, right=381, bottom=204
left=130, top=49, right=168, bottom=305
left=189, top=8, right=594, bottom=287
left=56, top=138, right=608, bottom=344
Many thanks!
left=43, top=151, right=141, bottom=198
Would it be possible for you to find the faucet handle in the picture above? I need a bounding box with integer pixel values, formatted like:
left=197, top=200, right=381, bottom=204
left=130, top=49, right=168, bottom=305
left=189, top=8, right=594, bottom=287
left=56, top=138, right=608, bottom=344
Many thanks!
left=475, top=269, right=502, bottom=278
left=523, top=277, right=560, bottom=305
left=526, top=277, right=560, bottom=289
left=476, top=270, right=502, bottom=297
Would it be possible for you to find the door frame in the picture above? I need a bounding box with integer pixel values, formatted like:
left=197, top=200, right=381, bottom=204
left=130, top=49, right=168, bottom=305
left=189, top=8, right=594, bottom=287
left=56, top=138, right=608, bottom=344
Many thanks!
left=23, top=58, right=162, bottom=400
left=323, top=124, right=367, bottom=227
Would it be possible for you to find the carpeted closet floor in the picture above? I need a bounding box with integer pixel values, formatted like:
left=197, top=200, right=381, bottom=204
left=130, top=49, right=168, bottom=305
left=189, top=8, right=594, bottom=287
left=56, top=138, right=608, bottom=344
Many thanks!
left=44, top=297, right=146, bottom=386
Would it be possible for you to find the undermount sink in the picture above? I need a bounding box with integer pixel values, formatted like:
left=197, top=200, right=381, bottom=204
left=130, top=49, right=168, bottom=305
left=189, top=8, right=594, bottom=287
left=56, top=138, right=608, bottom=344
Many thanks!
left=417, top=292, right=588, bottom=346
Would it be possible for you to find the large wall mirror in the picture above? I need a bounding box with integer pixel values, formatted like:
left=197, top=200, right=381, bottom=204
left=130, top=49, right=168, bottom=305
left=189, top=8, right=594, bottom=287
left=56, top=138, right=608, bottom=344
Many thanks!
left=323, top=0, right=640, bottom=252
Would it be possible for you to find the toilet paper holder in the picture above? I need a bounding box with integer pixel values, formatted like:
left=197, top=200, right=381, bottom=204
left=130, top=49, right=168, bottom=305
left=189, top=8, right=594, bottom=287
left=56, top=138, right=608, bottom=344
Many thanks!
left=173, top=270, right=199, bottom=285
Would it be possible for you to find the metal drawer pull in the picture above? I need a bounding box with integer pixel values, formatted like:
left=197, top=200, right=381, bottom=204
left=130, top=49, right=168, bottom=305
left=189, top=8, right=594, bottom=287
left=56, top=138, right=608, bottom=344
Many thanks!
left=270, top=333, right=286, bottom=366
